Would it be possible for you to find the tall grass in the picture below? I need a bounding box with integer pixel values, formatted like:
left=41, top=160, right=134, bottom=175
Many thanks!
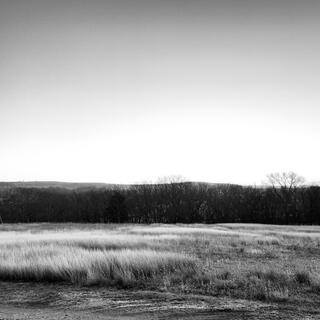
left=0, top=244, right=196, bottom=285
left=0, top=223, right=320, bottom=303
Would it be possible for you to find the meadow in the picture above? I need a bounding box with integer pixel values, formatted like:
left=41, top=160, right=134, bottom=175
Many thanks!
left=0, top=223, right=320, bottom=305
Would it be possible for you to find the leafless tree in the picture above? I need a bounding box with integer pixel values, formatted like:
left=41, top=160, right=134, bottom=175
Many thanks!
left=156, top=175, right=186, bottom=184
left=266, top=172, right=306, bottom=223
left=266, top=172, right=305, bottom=190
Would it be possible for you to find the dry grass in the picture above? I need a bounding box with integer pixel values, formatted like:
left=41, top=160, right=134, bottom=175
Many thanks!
left=0, top=223, right=320, bottom=303
left=0, top=244, right=195, bottom=285
left=0, top=229, right=195, bottom=286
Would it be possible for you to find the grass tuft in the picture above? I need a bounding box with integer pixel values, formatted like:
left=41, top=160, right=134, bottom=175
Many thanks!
left=0, top=244, right=196, bottom=285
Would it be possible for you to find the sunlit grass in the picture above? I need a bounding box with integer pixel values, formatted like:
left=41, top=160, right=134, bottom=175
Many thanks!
left=0, top=231, right=179, bottom=251
left=0, top=223, right=320, bottom=302
left=0, top=244, right=196, bottom=285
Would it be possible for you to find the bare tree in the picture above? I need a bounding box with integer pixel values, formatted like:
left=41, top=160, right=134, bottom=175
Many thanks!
left=266, top=172, right=306, bottom=224
left=155, top=175, right=187, bottom=223
left=157, top=175, right=186, bottom=184
left=266, top=172, right=305, bottom=190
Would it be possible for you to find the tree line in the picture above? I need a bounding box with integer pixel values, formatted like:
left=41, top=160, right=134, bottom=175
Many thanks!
left=0, top=173, right=319, bottom=225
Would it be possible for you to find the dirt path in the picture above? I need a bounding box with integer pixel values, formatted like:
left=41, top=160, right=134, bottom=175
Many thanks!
left=0, top=282, right=319, bottom=319
left=0, top=305, right=253, bottom=320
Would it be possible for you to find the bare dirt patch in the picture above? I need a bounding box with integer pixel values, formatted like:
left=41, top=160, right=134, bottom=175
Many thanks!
left=0, top=282, right=319, bottom=320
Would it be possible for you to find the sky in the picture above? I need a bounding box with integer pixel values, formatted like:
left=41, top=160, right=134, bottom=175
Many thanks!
left=0, top=0, right=319, bottom=185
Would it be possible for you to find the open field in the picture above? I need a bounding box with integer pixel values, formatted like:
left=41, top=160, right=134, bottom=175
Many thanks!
left=0, top=223, right=320, bottom=319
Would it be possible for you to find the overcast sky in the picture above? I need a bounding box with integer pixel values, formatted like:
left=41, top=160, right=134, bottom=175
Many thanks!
left=0, top=0, right=319, bottom=184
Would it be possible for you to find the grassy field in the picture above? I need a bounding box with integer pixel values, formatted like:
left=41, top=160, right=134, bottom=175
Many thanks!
left=0, top=223, right=320, bottom=305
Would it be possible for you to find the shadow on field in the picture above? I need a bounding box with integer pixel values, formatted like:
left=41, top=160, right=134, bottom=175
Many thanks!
left=0, top=282, right=319, bottom=320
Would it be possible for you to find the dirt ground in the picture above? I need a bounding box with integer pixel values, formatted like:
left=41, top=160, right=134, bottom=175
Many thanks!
left=0, top=282, right=319, bottom=320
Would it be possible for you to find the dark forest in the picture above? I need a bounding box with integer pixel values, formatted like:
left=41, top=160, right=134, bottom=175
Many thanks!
left=0, top=173, right=319, bottom=225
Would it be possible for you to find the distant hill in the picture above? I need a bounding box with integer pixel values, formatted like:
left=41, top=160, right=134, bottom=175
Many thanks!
left=0, top=181, right=123, bottom=191
left=0, top=180, right=241, bottom=191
